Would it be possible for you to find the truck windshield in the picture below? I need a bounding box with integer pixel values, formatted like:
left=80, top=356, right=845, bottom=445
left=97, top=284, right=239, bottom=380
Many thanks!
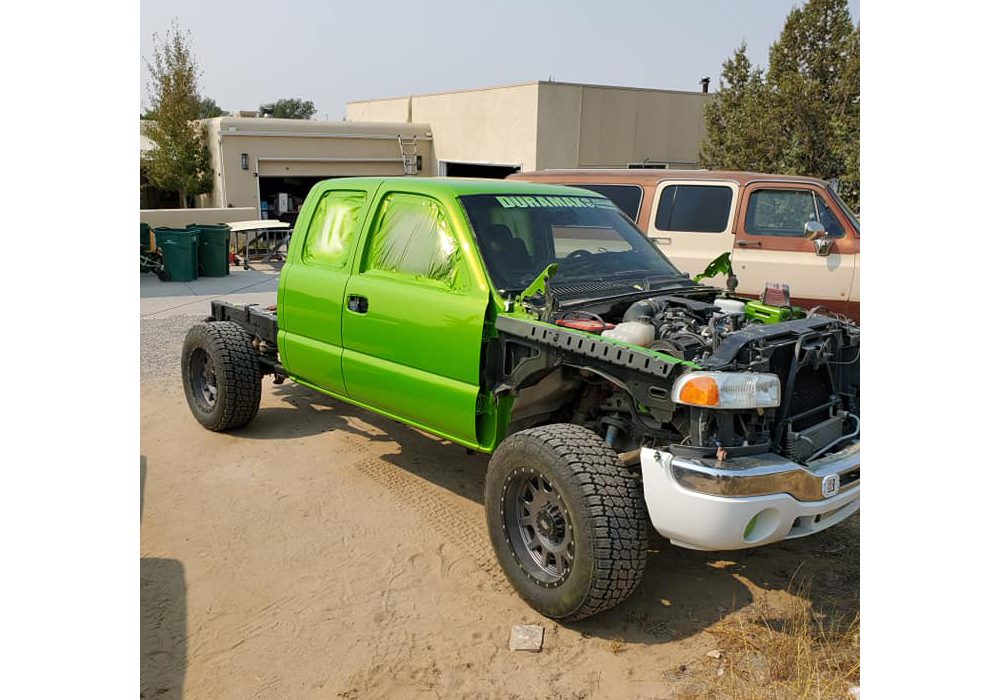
left=459, top=193, right=683, bottom=292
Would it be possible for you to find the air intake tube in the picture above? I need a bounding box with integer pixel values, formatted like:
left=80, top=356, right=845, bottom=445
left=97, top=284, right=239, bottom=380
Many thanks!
left=622, top=297, right=671, bottom=324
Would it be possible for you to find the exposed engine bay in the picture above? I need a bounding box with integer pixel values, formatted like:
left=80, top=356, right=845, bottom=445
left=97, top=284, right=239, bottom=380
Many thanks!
left=494, top=284, right=860, bottom=466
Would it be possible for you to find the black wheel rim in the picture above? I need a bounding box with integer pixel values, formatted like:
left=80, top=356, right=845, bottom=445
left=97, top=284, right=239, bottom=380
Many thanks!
left=501, top=467, right=574, bottom=587
left=188, top=347, right=218, bottom=411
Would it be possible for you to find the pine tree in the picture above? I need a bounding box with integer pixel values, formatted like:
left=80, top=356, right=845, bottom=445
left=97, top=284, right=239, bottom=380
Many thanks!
left=700, top=0, right=860, bottom=210
left=699, top=43, right=781, bottom=173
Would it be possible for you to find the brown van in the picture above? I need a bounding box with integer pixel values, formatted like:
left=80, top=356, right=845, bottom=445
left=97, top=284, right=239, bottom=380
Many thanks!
left=509, top=170, right=860, bottom=321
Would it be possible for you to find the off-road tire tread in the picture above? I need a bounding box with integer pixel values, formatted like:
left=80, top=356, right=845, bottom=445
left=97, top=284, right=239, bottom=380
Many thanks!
left=182, top=321, right=261, bottom=431
left=489, top=423, right=647, bottom=620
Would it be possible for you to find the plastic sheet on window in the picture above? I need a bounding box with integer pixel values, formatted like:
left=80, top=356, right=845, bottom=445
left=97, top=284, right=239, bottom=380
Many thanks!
left=303, top=191, right=367, bottom=267
left=367, top=194, right=460, bottom=287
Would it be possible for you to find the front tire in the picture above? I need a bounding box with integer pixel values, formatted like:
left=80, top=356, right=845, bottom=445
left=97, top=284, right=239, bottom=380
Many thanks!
left=181, top=322, right=261, bottom=431
left=485, top=424, right=647, bottom=620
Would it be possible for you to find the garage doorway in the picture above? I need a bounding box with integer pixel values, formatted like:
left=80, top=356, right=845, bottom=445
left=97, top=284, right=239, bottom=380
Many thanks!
left=258, top=176, right=338, bottom=225
left=439, top=161, right=521, bottom=179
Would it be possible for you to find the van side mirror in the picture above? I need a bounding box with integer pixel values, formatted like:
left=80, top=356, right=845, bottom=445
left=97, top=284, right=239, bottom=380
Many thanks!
left=804, top=220, right=834, bottom=256
left=804, top=221, right=826, bottom=240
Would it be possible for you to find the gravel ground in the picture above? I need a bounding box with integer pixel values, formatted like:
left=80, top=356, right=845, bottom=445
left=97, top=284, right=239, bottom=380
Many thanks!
left=140, top=315, right=202, bottom=382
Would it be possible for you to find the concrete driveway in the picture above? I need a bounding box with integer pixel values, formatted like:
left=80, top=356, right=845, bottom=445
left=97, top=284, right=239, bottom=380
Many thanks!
left=140, top=264, right=280, bottom=319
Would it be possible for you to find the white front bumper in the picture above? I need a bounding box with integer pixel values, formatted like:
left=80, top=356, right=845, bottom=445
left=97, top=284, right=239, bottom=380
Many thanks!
left=640, top=446, right=860, bottom=551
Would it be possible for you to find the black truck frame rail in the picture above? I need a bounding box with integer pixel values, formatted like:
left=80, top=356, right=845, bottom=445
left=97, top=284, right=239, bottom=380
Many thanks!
left=208, top=301, right=285, bottom=377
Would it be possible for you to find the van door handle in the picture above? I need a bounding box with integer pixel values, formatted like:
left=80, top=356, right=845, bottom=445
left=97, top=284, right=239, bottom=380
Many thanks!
left=347, top=295, right=369, bottom=314
left=736, top=240, right=762, bottom=248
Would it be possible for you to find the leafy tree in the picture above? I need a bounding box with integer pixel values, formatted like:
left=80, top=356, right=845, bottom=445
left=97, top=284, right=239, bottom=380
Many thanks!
left=140, top=20, right=214, bottom=208
left=700, top=0, right=860, bottom=210
left=825, top=23, right=860, bottom=207
left=259, top=98, right=316, bottom=119
left=198, top=97, right=227, bottom=118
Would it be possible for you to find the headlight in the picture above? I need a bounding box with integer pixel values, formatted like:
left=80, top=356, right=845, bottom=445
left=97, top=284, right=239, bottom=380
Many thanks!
left=671, top=371, right=781, bottom=409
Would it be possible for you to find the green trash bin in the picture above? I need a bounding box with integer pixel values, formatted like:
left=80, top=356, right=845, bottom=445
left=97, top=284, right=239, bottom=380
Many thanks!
left=154, top=228, right=199, bottom=282
left=140, top=222, right=152, bottom=252
left=188, top=224, right=231, bottom=277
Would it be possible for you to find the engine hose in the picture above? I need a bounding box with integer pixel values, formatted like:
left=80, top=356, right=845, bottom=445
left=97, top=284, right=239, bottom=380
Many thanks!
left=806, top=413, right=860, bottom=462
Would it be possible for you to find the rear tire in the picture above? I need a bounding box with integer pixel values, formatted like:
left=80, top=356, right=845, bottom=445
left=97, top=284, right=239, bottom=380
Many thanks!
left=181, top=322, right=261, bottom=431
left=485, top=424, right=647, bottom=620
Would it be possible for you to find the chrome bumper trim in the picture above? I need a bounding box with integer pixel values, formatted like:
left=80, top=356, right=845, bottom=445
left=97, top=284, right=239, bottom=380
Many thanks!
left=662, top=441, right=860, bottom=502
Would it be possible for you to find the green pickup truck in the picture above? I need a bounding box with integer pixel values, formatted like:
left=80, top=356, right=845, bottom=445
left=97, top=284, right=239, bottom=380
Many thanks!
left=181, top=177, right=861, bottom=620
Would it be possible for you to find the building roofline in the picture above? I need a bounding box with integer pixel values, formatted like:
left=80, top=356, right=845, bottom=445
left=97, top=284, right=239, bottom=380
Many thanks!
left=196, top=116, right=432, bottom=136
left=346, top=79, right=709, bottom=105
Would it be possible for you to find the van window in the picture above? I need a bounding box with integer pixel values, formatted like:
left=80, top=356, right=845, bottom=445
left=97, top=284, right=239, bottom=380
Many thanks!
left=746, top=189, right=845, bottom=238
left=654, top=185, right=732, bottom=233
left=565, top=184, right=642, bottom=222
left=815, top=196, right=846, bottom=238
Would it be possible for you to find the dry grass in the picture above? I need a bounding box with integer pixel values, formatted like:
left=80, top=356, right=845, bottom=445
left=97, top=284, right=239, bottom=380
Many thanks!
left=685, top=585, right=859, bottom=699
left=607, top=637, right=626, bottom=655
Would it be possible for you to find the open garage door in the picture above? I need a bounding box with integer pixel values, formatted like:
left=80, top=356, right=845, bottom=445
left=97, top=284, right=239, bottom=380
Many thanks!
left=256, top=158, right=412, bottom=224
left=439, top=161, right=520, bottom=178
left=258, top=176, right=333, bottom=225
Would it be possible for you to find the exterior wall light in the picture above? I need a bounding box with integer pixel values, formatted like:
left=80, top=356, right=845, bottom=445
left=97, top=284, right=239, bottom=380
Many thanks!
left=240, top=153, right=249, bottom=170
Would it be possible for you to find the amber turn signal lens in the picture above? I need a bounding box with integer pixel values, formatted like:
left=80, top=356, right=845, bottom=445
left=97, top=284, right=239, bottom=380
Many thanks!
left=677, top=376, right=719, bottom=406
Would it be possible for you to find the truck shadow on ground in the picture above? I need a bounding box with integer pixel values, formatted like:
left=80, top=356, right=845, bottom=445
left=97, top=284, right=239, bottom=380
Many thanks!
left=141, top=557, right=187, bottom=700
left=141, top=455, right=186, bottom=699
left=244, top=382, right=859, bottom=645
left=233, top=381, right=401, bottom=442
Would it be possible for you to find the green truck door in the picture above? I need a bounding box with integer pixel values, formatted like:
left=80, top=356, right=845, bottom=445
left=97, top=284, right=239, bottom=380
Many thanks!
left=340, top=192, right=488, bottom=447
left=278, top=188, right=372, bottom=395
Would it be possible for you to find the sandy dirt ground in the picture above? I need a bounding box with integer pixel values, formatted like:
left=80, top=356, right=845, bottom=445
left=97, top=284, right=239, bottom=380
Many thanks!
left=141, top=334, right=859, bottom=699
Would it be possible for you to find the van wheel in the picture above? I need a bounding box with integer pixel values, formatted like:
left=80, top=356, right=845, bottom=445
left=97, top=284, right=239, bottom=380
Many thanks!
left=485, top=424, right=647, bottom=620
left=181, top=322, right=261, bottom=431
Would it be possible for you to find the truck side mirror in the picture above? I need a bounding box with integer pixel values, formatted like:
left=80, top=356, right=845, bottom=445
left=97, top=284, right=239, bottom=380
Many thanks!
left=804, top=220, right=834, bottom=256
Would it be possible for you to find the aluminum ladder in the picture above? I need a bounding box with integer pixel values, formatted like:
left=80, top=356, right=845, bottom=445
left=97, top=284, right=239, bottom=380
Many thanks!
left=397, top=135, right=419, bottom=175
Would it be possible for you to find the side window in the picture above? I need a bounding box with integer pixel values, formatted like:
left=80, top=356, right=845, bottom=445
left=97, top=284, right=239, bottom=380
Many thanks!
left=815, top=195, right=846, bottom=238
left=364, top=193, right=462, bottom=287
left=746, top=189, right=818, bottom=237
left=654, top=185, right=733, bottom=233
left=570, top=184, right=642, bottom=222
left=302, top=190, right=368, bottom=268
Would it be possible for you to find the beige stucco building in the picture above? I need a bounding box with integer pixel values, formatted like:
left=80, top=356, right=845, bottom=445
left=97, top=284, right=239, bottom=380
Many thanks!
left=142, top=80, right=710, bottom=222
left=347, top=80, right=710, bottom=176
left=194, top=117, right=434, bottom=217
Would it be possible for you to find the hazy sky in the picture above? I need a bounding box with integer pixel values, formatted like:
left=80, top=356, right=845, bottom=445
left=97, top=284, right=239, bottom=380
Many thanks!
left=140, top=0, right=860, bottom=119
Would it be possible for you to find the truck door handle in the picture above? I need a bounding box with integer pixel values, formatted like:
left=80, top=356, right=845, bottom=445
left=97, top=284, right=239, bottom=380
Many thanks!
left=347, top=295, right=369, bottom=314
left=736, top=240, right=762, bottom=248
